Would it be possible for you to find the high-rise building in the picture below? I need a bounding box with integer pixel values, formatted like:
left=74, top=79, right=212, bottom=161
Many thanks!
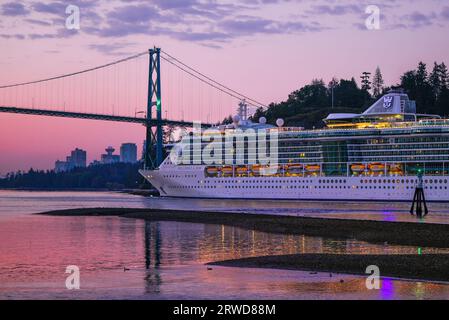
left=69, top=148, right=87, bottom=169
left=55, top=160, right=67, bottom=173
left=101, top=146, right=120, bottom=164
left=120, top=143, right=137, bottom=163
left=54, top=148, right=87, bottom=172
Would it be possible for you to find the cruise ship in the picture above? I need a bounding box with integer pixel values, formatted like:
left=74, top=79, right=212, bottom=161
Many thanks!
left=140, top=91, right=449, bottom=201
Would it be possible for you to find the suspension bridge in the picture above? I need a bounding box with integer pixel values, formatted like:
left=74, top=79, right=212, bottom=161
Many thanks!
left=0, top=47, right=267, bottom=170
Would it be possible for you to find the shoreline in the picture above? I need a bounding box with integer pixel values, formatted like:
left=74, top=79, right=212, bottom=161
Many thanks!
left=208, top=254, right=449, bottom=283
left=38, top=207, right=449, bottom=248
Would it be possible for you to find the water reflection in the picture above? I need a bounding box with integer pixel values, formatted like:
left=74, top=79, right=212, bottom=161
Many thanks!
left=2, top=191, right=449, bottom=299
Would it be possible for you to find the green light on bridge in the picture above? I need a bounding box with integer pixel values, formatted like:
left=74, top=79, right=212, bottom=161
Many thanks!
left=157, top=99, right=161, bottom=111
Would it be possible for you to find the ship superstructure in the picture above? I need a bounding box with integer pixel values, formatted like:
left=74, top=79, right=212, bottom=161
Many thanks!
left=140, top=91, right=449, bottom=201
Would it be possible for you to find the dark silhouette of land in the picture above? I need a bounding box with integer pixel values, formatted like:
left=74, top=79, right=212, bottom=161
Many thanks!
left=208, top=254, right=449, bottom=282
left=0, top=163, right=147, bottom=190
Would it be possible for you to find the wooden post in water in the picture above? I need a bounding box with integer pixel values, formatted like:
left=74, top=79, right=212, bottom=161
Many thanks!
left=410, top=171, right=428, bottom=218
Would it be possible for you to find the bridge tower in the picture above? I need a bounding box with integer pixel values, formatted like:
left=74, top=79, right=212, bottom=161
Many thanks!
left=145, top=47, right=164, bottom=169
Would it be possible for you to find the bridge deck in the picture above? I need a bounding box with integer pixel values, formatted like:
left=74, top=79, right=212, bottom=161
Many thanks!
left=0, top=106, right=210, bottom=127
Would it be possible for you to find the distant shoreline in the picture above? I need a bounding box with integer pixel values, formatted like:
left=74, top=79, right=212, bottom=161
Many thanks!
left=0, top=187, right=112, bottom=191
left=0, top=188, right=159, bottom=195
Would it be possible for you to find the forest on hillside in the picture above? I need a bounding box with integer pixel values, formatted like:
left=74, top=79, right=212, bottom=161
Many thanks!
left=0, top=163, right=144, bottom=190
left=229, top=61, right=449, bottom=129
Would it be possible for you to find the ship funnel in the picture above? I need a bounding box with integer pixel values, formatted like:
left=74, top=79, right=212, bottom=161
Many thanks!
left=362, top=92, right=416, bottom=115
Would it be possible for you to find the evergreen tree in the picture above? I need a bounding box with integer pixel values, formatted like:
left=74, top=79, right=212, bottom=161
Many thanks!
left=416, top=62, right=428, bottom=86
left=429, top=62, right=442, bottom=99
left=372, top=66, right=384, bottom=98
left=360, top=72, right=372, bottom=92
left=440, top=63, right=448, bottom=89
left=402, top=62, right=435, bottom=112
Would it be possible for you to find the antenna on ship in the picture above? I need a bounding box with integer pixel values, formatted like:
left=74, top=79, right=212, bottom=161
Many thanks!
left=238, top=100, right=248, bottom=121
left=410, top=170, right=429, bottom=218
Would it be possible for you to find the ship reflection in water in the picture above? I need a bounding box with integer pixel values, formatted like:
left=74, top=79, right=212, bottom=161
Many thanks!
left=1, top=191, right=449, bottom=299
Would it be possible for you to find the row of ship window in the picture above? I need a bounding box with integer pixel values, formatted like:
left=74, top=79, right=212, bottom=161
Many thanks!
left=202, top=179, right=315, bottom=184
left=163, top=174, right=196, bottom=178
left=360, top=179, right=448, bottom=184
left=168, top=185, right=447, bottom=190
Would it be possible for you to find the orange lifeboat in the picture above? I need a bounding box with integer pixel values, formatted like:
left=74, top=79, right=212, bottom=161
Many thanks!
left=251, top=165, right=262, bottom=176
left=221, top=166, right=234, bottom=177
left=205, top=166, right=219, bottom=177
left=259, top=165, right=280, bottom=176
left=286, top=164, right=304, bottom=176
left=350, top=163, right=366, bottom=173
left=368, top=162, right=385, bottom=172
left=388, top=163, right=404, bottom=175
left=305, top=164, right=320, bottom=173
left=236, top=166, right=248, bottom=176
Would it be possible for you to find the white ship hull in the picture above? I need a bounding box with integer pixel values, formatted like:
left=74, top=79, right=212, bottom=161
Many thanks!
left=140, top=166, right=449, bottom=202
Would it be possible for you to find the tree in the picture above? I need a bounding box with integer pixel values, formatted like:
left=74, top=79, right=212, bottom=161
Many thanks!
left=416, top=62, right=428, bottom=86
left=372, top=66, right=384, bottom=98
left=429, top=62, right=442, bottom=99
left=401, top=62, right=435, bottom=113
left=440, top=63, right=448, bottom=89
left=360, top=72, right=372, bottom=92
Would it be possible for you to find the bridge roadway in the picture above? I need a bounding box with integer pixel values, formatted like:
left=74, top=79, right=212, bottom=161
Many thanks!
left=0, top=106, right=212, bottom=127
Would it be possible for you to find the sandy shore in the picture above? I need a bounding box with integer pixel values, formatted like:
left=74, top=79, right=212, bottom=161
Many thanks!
left=38, top=207, right=449, bottom=248
left=208, top=254, right=449, bottom=282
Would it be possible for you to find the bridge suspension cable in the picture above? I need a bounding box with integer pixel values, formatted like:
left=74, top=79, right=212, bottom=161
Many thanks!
left=160, top=50, right=268, bottom=109
left=0, top=51, right=148, bottom=89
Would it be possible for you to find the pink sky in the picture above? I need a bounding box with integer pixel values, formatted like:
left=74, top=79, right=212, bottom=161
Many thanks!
left=1, top=0, right=449, bottom=174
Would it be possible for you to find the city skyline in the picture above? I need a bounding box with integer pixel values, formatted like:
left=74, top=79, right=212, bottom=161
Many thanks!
left=3, top=141, right=140, bottom=175
left=1, top=0, right=449, bottom=173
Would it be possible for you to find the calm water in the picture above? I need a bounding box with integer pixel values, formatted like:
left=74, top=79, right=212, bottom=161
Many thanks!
left=2, top=190, right=449, bottom=300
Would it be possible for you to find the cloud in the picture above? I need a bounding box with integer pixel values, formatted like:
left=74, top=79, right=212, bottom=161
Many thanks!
left=401, top=11, right=436, bottom=28
left=0, top=34, right=26, bottom=40
left=1, top=2, right=29, bottom=16
left=28, top=28, right=78, bottom=40
left=24, top=18, right=53, bottom=26
left=307, top=4, right=362, bottom=16
left=88, top=42, right=136, bottom=55
left=5, top=0, right=447, bottom=52
left=440, top=7, right=449, bottom=20
left=219, top=16, right=325, bottom=36
left=32, top=1, right=67, bottom=15
left=31, top=0, right=98, bottom=15
left=108, top=4, right=161, bottom=24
